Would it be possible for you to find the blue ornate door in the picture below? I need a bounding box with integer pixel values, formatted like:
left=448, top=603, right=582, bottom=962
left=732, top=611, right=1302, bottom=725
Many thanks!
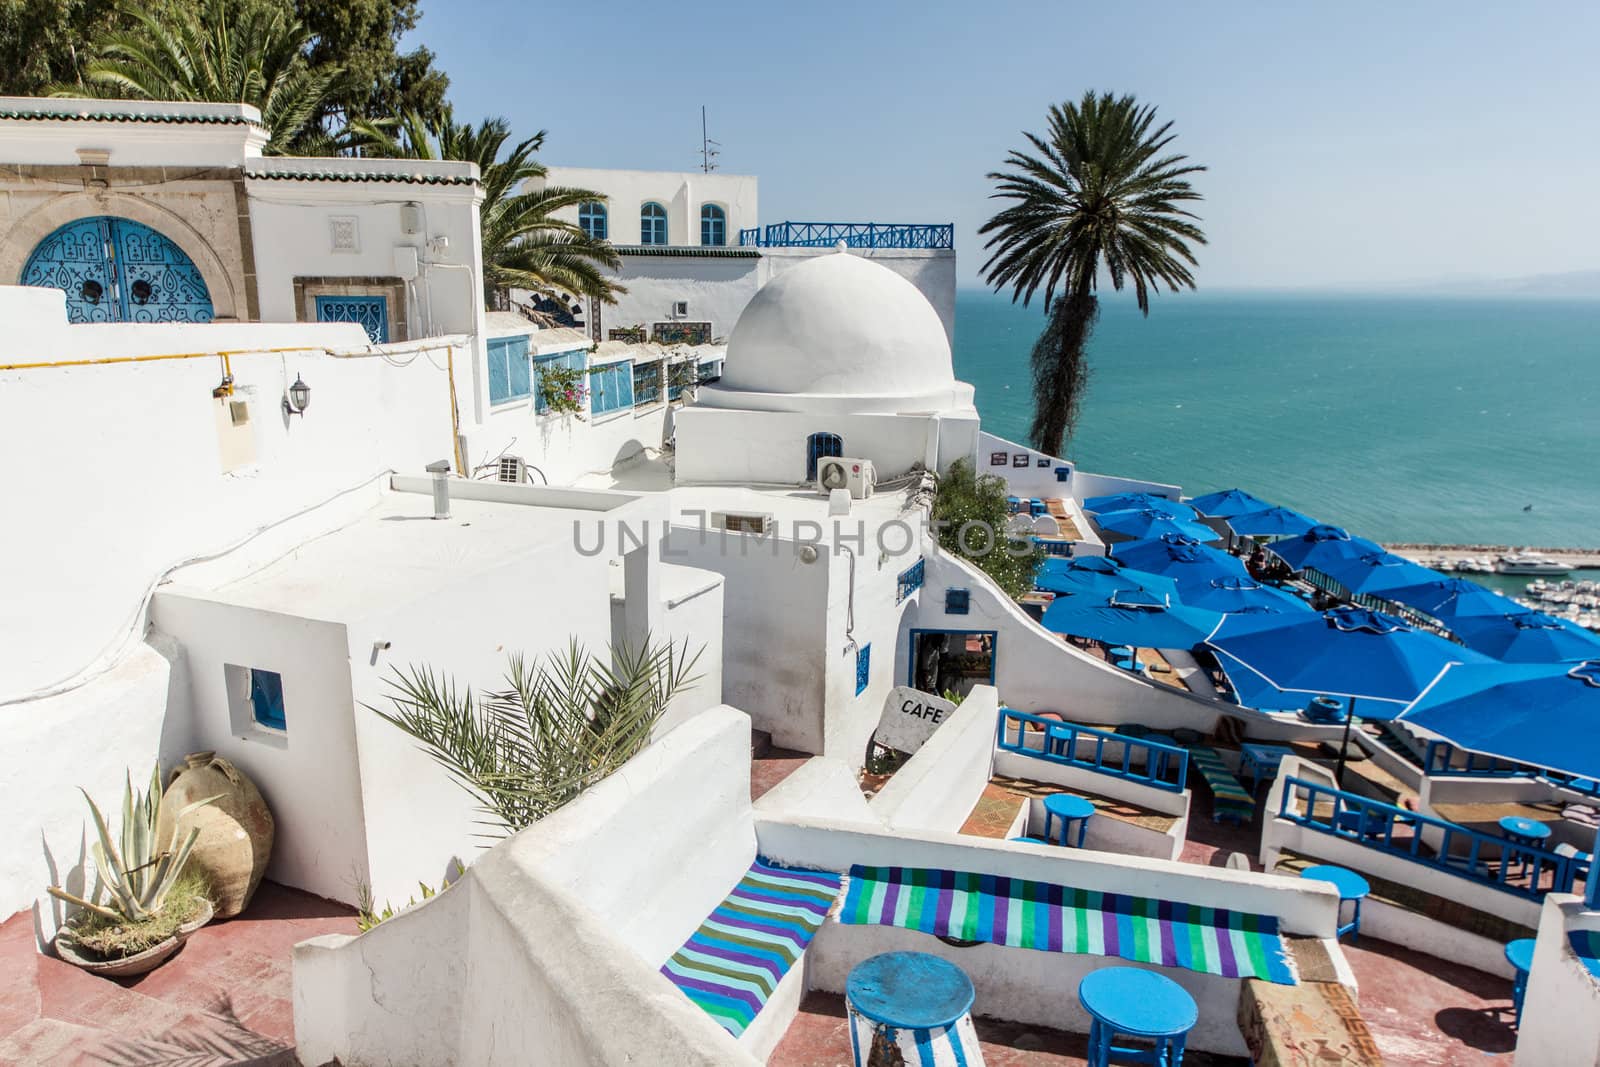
left=20, top=216, right=213, bottom=324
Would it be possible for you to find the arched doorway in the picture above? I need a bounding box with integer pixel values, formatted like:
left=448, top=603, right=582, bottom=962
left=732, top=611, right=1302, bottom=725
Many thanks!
left=20, top=216, right=214, bottom=324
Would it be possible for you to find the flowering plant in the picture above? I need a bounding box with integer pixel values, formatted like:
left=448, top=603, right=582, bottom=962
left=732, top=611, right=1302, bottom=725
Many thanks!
left=539, top=365, right=588, bottom=417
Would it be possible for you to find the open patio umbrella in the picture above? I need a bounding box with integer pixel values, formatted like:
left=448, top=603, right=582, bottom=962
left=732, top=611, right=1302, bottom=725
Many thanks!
left=1035, top=557, right=1178, bottom=600
left=1112, top=535, right=1250, bottom=591
left=1380, top=577, right=1520, bottom=622
left=1093, top=508, right=1222, bottom=544
left=1226, top=506, right=1318, bottom=539
left=1186, top=488, right=1276, bottom=517
left=1267, top=525, right=1385, bottom=574
left=1178, top=576, right=1312, bottom=615
left=1041, top=594, right=1221, bottom=650
left=1082, top=492, right=1196, bottom=519
left=1398, top=660, right=1600, bottom=784
left=1204, top=606, right=1491, bottom=783
left=1449, top=612, right=1600, bottom=663
left=1314, top=551, right=1442, bottom=597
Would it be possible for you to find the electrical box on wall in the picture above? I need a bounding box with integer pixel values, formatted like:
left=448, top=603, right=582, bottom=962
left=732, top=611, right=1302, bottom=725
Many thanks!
left=400, top=202, right=423, bottom=235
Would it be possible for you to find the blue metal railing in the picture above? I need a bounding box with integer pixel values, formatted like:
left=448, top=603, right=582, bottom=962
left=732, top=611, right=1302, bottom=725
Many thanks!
left=1423, top=740, right=1600, bottom=797
left=737, top=221, right=955, bottom=250
left=997, top=708, right=1189, bottom=793
left=896, top=558, right=925, bottom=604
left=1278, top=776, right=1575, bottom=901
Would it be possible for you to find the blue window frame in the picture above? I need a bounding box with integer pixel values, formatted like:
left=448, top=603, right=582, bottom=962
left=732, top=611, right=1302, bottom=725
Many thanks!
left=907, top=629, right=998, bottom=687
left=579, top=201, right=608, bottom=241
left=805, top=432, right=843, bottom=481
left=856, top=644, right=871, bottom=696
left=667, top=360, right=697, bottom=400
left=315, top=295, right=388, bottom=343
left=249, top=669, right=286, bottom=731
left=896, top=559, right=925, bottom=604
left=487, top=335, right=532, bottom=404
left=700, top=204, right=727, bottom=247
left=534, top=349, right=587, bottom=413
left=590, top=361, right=635, bottom=415
left=641, top=202, right=668, bottom=245
left=945, top=588, right=971, bottom=615
left=633, top=360, right=662, bottom=406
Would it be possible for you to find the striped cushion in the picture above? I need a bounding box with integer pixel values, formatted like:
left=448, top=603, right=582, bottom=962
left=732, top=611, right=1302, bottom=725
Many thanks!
left=661, top=857, right=843, bottom=1037
left=1191, top=746, right=1255, bottom=819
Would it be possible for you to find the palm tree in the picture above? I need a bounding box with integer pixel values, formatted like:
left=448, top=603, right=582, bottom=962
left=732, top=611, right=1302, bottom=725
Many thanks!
left=352, top=110, right=624, bottom=308
left=53, top=0, right=340, bottom=155
left=981, top=91, right=1206, bottom=455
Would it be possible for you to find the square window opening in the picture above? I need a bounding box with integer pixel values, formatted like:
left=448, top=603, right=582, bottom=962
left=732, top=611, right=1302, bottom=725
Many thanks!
left=224, top=663, right=289, bottom=745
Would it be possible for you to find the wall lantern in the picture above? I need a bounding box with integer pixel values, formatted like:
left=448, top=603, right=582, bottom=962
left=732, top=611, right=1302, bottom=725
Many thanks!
left=284, top=373, right=311, bottom=417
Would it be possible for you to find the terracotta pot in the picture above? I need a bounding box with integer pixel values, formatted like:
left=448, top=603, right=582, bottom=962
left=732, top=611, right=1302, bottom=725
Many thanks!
left=55, top=900, right=212, bottom=978
left=159, top=752, right=274, bottom=918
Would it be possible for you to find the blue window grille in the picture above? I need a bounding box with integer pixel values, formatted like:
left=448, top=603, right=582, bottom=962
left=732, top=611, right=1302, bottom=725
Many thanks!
left=633, top=360, right=663, bottom=406
left=667, top=361, right=697, bottom=400
left=21, top=215, right=215, bottom=324
left=997, top=709, right=1188, bottom=793
left=487, top=335, right=533, bottom=404
left=737, top=222, right=954, bottom=250
left=249, top=669, right=287, bottom=731
left=896, top=559, right=925, bottom=604
left=534, top=349, right=587, bottom=413
left=590, top=361, right=635, bottom=415
left=641, top=202, right=668, bottom=245
left=579, top=201, right=608, bottom=241
left=855, top=644, right=871, bottom=696
left=701, top=204, right=727, bottom=246
left=805, top=432, right=843, bottom=481
left=315, top=295, right=388, bottom=343
left=945, top=588, right=970, bottom=615
left=1278, top=776, right=1578, bottom=900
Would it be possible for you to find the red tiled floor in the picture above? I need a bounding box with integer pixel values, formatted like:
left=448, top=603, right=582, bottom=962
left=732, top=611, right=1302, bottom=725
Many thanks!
left=753, top=747, right=813, bottom=801
left=0, top=881, right=357, bottom=1064
left=1345, top=938, right=1515, bottom=1067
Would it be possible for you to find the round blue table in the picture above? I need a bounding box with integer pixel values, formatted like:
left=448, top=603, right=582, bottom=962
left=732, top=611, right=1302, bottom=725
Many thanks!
left=1078, top=966, right=1198, bottom=1067
left=1499, top=817, right=1551, bottom=878
left=846, top=952, right=981, bottom=1067
left=1300, top=865, right=1370, bottom=942
left=1505, top=937, right=1537, bottom=1026
left=1044, top=793, right=1096, bottom=848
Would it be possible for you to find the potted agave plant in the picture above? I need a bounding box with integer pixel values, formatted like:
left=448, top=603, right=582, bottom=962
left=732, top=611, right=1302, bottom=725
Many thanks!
left=46, top=764, right=217, bottom=978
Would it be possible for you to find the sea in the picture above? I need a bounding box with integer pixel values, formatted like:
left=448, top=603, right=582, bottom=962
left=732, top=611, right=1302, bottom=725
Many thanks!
left=952, top=289, right=1600, bottom=555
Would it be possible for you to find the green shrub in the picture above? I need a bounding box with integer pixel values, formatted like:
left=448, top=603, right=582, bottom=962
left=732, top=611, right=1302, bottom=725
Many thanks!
left=931, top=459, right=1044, bottom=599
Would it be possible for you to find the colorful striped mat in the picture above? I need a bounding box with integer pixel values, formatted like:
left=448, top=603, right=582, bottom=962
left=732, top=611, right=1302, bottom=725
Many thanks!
left=840, top=864, right=1297, bottom=985
left=1191, top=746, right=1256, bottom=824
left=661, top=857, right=843, bottom=1037
left=1570, top=929, right=1600, bottom=982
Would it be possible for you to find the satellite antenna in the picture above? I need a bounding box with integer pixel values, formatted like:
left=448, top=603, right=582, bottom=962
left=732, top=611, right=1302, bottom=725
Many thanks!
left=700, top=106, right=721, bottom=173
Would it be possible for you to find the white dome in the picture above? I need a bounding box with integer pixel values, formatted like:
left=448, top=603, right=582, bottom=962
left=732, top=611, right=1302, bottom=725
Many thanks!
left=698, top=251, right=964, bottom=414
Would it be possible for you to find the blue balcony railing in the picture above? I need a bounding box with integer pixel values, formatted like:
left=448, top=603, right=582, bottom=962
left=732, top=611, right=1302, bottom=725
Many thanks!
left=1278, top=776, right=1576, bottom=901
left=997, top=708, right=1189, bottom=793
left=738, top=222, right=955, bottom=250
left=1423, top=740, right=1600, bottom=797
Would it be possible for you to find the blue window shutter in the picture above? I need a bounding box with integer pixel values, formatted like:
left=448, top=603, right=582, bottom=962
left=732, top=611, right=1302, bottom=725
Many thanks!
left=250, top=669, right=286, bottom=730
left=507, top=337, right=530, bottom=400
left=488, top=339, right=510, bottom=403
left=855, top=644, right=871, bottom=696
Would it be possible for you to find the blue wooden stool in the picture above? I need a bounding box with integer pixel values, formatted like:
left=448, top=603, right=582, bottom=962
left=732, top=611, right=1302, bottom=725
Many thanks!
left=846, top=952, right=985, bottom=1066
left=1300, top=865, right=1370, bottom=942
left=1505, top=938, right=1536, bottom=1026
left=1044, top=793, right=1096, bottom=848
left=1078, top=966, right=1197, bottom=1067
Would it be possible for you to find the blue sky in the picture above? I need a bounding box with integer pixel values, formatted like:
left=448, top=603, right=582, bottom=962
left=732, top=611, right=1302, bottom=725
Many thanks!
left=417, top=2, right=1598, bottom=291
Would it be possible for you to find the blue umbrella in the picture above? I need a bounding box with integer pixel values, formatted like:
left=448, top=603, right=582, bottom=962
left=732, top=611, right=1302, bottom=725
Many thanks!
left=1187, top=488, right=1277, bottom=517
left=1093, top=509, right=1222, bottom=543
left=1315, top=551, right=1442, bottom=596
left=1035, top=557, right=1178, bottom=600
left=1179, top=576, right=1313, bottom=615
left=1398, top=660, right=1600, bottom=782
left=1204, top=607, right=1490, bottom=717
left=1041, top=595, right=1221, bottom=649
left=1380, top=577, right=1520, bottom=621
left=1268, top=525, right=1385, bottom=573
left=1083, top=492, right=1196, bottom=519
left=1449, top=612, right=1600, bottom=663
left=1112, top=536, right=1250, bottom=589
left=1226, top=506, right=1318, bottom=539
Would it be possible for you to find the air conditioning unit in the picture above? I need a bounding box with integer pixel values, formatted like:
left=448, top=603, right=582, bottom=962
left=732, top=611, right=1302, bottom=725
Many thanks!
left=671, top=299, right=690, bottom=318
left=496, top=455, right=526, bottom=484
left=817, top=457, right=875, bottom=500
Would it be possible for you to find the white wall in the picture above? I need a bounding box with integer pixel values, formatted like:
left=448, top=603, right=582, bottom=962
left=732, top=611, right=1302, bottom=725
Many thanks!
left=870, top=686, right=1000, bottom=833
left=977, top=430, right=1183, bottom=504
left=1515, top=895, right=1600, bottom=1067
left=539, top=168, right=758, bottom=249
left=597, top=253, right=762, bottom=343
left=0, top=97, right=266, bottom=167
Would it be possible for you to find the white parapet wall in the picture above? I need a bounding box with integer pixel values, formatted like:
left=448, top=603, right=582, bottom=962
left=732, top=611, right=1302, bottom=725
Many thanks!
left=870, top=685, right=1000, bottom=834
left=1515, top=894, right=1600, bottom=1067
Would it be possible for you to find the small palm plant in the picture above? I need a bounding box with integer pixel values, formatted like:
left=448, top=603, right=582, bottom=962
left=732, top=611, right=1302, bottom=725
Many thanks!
left=48, top=765, right=217, bottom=954
left=372, top=636, right=701, bottom=836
